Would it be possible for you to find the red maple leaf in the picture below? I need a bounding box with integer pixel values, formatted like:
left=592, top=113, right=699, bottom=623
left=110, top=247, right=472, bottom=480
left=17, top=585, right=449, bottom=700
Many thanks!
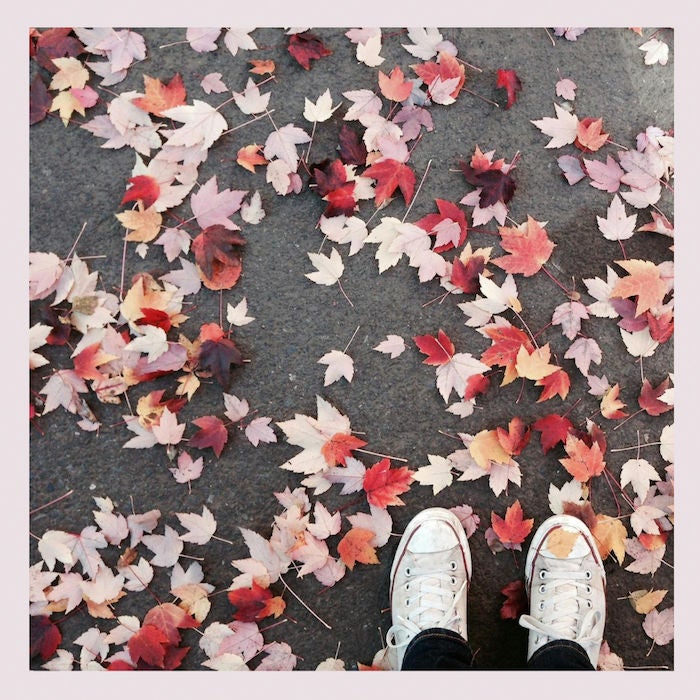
left=363, top=159, right=416, bottom=207
left=30, top=615, right=62, bottom=661
left=415, top=198, right=468, bottom=253
left=638, top=378, right=673, bottom=416
left=464, top=373, right=490, bottom=400
left=188, top=415, right=229, bottom=457
left=72, top=342, right=109, bottom=381
left=495, top=69, right=522, bottom=109
left=321, top=432, right=368, bottom=467
left=191, top=225, right=246, bottom=291
left=414, top=329, right=455, bottom=365
left=197, top=335, right=244, bottom=388
left=496, top=417, right=531, bottom=456
left=378, top=66, right=414, bottom=102
left=493, top=216, right=555, bottom=277
left=480, top=322, right=534, bottom=385
left=559, top=434, right=606, bottom=482
left=337, top=528, right=379, bottom=570
left=338, top=123, right=367, bottom=166
left=491, top=500, right=534, bottom=547
left=459, top=158, right=516, bottom=208
left=135, top=307, right=172, bottom=332
left=535, top=367, right=571, bottom=402
left=411, top=51, right=465, bottom=100
left=313, top=159, right=357, bottom=217
left=362, top=458, right=415, bottom=508
left=450, top=254, right=486, bottom=293
left=532, top=413, right=574, bottom=454
left=287, top=31, right=332, bottom=70
left=143, top=602, right=199, bottom=645
left=132, top=73, right=187, bottom=117
left=127, top=624, right=169, bottom=668
left=30, top=74, right=52, bottom=125
left=228, top=582, right=285, bottom=622
left=121, top=175, right=161, bottom=210
left=500, top=579, right=528, bottom=620
left=646, top=310, right=674, bottom=343
left=575, top=117, right=609, bottom=153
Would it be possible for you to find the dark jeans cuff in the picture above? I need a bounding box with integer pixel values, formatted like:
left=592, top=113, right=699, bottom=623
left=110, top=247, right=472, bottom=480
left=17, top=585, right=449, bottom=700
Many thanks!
left=401, top=628, right=473, bottom=670
left=527, top=638, right=596, bottom=670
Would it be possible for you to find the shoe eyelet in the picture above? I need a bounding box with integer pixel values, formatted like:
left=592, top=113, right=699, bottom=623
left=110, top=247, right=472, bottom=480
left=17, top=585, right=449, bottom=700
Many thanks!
left=405, top=567, right=411, bottom=576
left=450, top=576, right=457, bottom=585
left=405, top=599, right=410, bottom=607
left=585, top=570, right=592, bottom=580
left=539, top=570, right=547, bottom=580
left=538, top=601, right=545, bottom=610
left=585, top=585, right=592, bottom=594
left=539, top=584, right=546, bottom=594
left=449, top=561, right=457, bottom=571
left=587, top=600, right=592, bottom=608
left=405, top=583, right=411, bottom=591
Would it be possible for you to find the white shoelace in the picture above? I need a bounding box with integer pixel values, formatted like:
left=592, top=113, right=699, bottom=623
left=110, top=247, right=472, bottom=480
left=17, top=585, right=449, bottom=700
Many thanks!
left=386, top=563, right=467, bottom=653
left=519, top=567, right=603, bottom=647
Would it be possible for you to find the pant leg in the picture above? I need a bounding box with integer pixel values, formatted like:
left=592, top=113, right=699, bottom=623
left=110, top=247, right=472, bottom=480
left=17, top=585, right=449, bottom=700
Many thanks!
left=401, top=628, right=473, bottom=670
left=527, top=639, right=595, bottom=670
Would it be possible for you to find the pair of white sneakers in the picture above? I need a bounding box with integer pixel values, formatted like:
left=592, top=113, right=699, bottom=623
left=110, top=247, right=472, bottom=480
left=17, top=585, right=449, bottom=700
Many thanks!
left=384, top=507, right=606, bottom=670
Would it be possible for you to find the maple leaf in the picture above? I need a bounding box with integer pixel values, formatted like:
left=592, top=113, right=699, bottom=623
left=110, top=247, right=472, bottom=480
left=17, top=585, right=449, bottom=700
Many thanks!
left=495, top=69, right=522, bottom=109
left=642, top=607, right=674, bottom=648
left=591, top=514, right=627, bottom=564
left=469, top=429, right=511, bottom=469
left=318, top=349, right=354, bottom=386
left=575, top=117, right=609, bottom=152
left=226, top=298, right=255, bottom=327
left=531, top=103, right=580, bottom=148
left=555, top=77, right=577, bottom=100
left=244, top=416, right=277, bottom=447
left=480, top=321, right=533, bottom=386
left=515, top=343, right=560, bottom=381
left=584, top=155, right=624, bottom=192
left=600, top=383, right=628, bottom=420
left=491, top=500, right=534, bottom=548
left=363, top=158, right=416, bottom=207
left=378, top=65, right=414, bottom=102
left=374, top=334, right=406, bottom=358
left=639, top=38, right=669, bottom=66
left=496, top=417, right=531, bottom=456
left=597, top=194, right=637, bottom=241
left=142, top=525, right=184, bottom=567
left=287, top=31, right=332, bottom=70
left=414, top=329, right=455, bottom=365
left=500, top=580, right=528, bottom=620
left=161, top=99, right=227, bottom=151
left=30, top=74, right=52, bottom=125
left=132, top=73, right=186, bottom=117
left=533, top=414, right=573, bottom=454
left=610, top=259, right=668, bottom=316
left=459, top=160, right=516, bottom=209
left=190, top=175, right=247, bottom=230
left=30, top=615, right=62, bottom=661
left=176, top=506, right=218, bottom=545
left=233, top=77, right=271, bottom=115
left=228, top=582, right=285, bottom=622
left=127, top=623, right=169, bottom=667
left=191, top=225, right=246, bottom=291
left=415, top=198, right=468, bottom=253
left=337, top=528, right=379, bottom=570
left=493, top=216, right=555, bottom=277
left=116, top=201, right=162, bottom=243
left=559, top=434, right=606, bottom=482
left=638, top=378, right=674, bottom=416
left=121, top=174, right=161, bottom=210
left=32, top=27, right=84, bottom=72
left=237, top=144, right=268, bottom=173
left=564, top=337, right=602, bottom=376
left=362, top=458, right=414, bottom=508
left=412, top=51, right=465, bottom=101
left=188, top=415, right=229, bottom=457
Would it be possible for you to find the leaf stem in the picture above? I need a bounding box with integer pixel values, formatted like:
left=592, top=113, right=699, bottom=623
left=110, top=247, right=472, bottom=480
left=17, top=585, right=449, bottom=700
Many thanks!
left=280, top=575, right=332, bottom=629
left=30, top=489, right=75, bottom=516
left=356, top=447, right=408, bottom=463
left=402, top=158, right=432, bottom=223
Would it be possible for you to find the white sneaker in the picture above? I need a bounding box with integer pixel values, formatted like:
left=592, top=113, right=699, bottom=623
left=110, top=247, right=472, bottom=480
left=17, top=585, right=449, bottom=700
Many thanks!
left=519, top=514, right=606, bottom=667
left=385, top=507, right=472, bottom=670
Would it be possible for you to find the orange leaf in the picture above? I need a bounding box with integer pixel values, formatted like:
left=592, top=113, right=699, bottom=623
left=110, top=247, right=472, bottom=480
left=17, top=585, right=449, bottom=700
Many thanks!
left=378, top=65, right=413, bottom=102
left=249, top=59, right=275, bottom=75
left=321, top=432, right=367, bottom=467
left=592, top=514, right=627, bottom=564
left=545, top=528, right=580, bottom=558
left=600, top=383, right=628, bottom=419
left=236, top=144, right=268, bottom=173
left=362, top=458, right=414, bottom=508
left=132, top=73, right=187, bottom=117
left=559, top=434, right=606, bottom=482
left=72, top=342, right=116, bottom=380
left=575, top=117, right=609, bottom=152
left=115, top=202, right=162, bottom=242
left=363, top=158, right=416, bottom=207
left=515, top=343, right=559, bottom=380
left=493, top=216, right=555, bottom=277
left=491, top=500, right=534, bottom=546
left=535, top=367, right=571, bottom=402
left=412, top=51, right=465, bottom=98
left=337, top=528, right=379, bottom=569
left=610, top=259, right=667, bottom=317
left=480, top=322, right=534, bottom=386
left=469, top=429, right=510, bottom=469
left=496, top=416, right=531, bottom=456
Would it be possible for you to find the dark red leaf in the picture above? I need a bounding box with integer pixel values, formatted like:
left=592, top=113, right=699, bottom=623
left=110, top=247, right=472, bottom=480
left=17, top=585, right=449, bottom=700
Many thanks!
left=191, top=225, right=246, bottom=281
left=638, top=378, right=673, bottom=416
left=188, top=415, right=229, bottom=457
left=228, top=582, right=273, bottom=622
left=30, top=74, right=52, bottom=125
left=30, top=615, right=62, bottom=661
left=646, top=310, right=674, bottom=343
left=500, top=579, right=527, bottom=619
left=415, top=199, right=468, bottom=253
left=288, top=31, right=332, bottom=70
left=136, top=307, right=172, bottom=332
left=459, top=163, right=516, bottom=208
left=198, top=336, right=243, bottom=389
left=450, top=255, right=486, bottom=294
left=40, top=303, right=72, bottom=345
left=338, top=123, right=367, bottom=165
left=33, top=28, right=84, bottom=72
left=313, top=159, right=349, bottom=197
left=143, top=602, right=199, bottom=645
left=464, top=373, right=490, bottom=400
left=363, top=159, right=416, bottom=207
left=127, top=624, right=169, bottom=668
left=532, top=414, right=573, bottom=454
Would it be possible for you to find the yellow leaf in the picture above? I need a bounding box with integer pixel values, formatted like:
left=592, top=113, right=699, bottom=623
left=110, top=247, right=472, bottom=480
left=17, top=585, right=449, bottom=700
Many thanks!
left=468, top=429, right=511, bottom=469
left=630, top=588, right=668, bottom=614
left=176, top=373, right=201, bottom=400
left=50, top=57, right=89, bottom=90
left=545, top=528, right=579, bottom=558
left=515, top=343, right=559, bottom=380
left=116, top=203, right=162, bottom=242
left=610, top=259, right=667, bottom=317
left=592, top=514, right=627, bottom=564
left=50, top=90, right=85, bottom=126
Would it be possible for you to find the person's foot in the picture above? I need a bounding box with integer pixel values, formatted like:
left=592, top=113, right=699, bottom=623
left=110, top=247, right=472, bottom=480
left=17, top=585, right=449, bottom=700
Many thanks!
left=519, top=514, right=606, bottom=667
left=384, top=507, right=471, bottom=669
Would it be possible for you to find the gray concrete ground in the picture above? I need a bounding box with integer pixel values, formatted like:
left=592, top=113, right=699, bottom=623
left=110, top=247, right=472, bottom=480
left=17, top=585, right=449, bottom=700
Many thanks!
left=29, top=26, right=674, bottom=672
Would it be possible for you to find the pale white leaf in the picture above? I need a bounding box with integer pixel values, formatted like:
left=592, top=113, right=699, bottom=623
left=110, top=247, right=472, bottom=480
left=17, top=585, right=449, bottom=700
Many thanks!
left=620, top=458, right=661, bottom=501
left=305, top=248, right=344, bottom=286
left=414, top=455, right=454, bottom=495
left=303, top=89, right=338, bottom=122
left=373, top=334, right=406, bottom=358
left=227, top=298, right=255, bottom=326
left=597, top=194, right=637, bottom=241
left=620, top=327, right=659, bottom=357
left=245, top=416, right=277, bottom=446
left=176, top=506, right=217, bottom=545
left=318, top=350, right=354, bottom=386
left=531, top=103, right=580, bottom=148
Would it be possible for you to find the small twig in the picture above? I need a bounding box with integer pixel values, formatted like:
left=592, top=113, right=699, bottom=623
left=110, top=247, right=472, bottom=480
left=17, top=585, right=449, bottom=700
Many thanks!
left=343, top=325, right=361, bottom=354
left=610, top=442, right=662, bottom=452
left=454, top=57, right=483, bottom=72
left=355, top=448, right=408, bottom=463
left=64, top=222, right=88, bottom=261
left=222, top=109, right=276, bottom=136
left=159, top=39, right=190, bottom=49
left=337, top=279, right=354, bottom=308
left=280, top=575, right=332, bottom=629
left=211, top=534, right=235, bottom=545
left=30, top=489, right=75, bottom=516
left=612, top=408, right=644, bottom=430
left=544, top=28, right=556, bottom=47
left=402, top=158, right=432, bottom=223
left=460, top=87, right=500, bottom=108
left=119, top=236, right=128, bottom=301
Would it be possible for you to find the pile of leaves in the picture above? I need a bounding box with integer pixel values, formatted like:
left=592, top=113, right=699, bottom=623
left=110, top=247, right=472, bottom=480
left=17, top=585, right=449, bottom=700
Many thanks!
left=29, top=27, right=674, bottom=671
